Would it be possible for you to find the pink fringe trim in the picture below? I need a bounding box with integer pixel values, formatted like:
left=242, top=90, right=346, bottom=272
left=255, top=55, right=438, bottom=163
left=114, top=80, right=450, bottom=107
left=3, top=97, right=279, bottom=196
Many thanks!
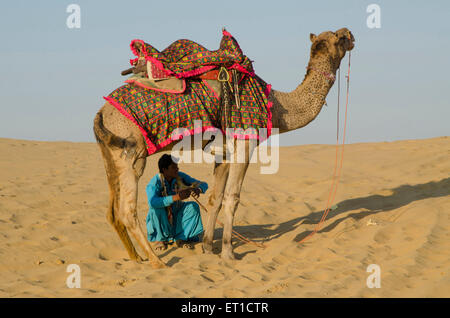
left=222, top=29, right=233, bottom=37
left=110, top=33, right=274, bottom=154
left=104, top=96, right=157, bottom=154
left=229, top=63, right=255, bottom=77
left=129, top=58, right=138, bottom=66
left=105, top=94, right=270, bottom=155
left=130, top=39, right=175, bottom=77
left=124, top=78, right=186, bottom=94
left=159, top=126, right=261, bottom=150
left=263, top=84, right=273, bottom=137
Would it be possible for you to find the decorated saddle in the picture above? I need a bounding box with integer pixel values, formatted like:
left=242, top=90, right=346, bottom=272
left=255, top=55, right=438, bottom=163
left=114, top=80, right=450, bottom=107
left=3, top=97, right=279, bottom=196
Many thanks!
left=104, top=29, right=272, bottom=155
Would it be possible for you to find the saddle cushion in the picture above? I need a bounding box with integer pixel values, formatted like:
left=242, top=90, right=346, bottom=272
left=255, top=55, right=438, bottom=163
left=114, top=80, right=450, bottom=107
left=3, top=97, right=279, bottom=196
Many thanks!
left=125, top=72, right=186, bottom=93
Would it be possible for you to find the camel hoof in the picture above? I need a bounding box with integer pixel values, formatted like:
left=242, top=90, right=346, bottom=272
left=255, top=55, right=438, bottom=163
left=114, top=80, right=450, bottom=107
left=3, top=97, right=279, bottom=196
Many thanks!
left=202, top=243, right=214, bottom=254
left=130, top=254, right=144, bottom=263
left=151, top=260, right=167, bottom=269
left=220, top=250, right=236, bottom=261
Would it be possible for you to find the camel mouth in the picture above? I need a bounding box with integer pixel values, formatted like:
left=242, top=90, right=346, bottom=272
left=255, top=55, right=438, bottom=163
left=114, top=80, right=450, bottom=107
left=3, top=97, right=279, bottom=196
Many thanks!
left=347, top=40, right=355, bottom=51
left=347, top=33, right=355, bottom=50
left=335, top=28, right=355, bottom=51
left=343, top=32, right=355, bottom=51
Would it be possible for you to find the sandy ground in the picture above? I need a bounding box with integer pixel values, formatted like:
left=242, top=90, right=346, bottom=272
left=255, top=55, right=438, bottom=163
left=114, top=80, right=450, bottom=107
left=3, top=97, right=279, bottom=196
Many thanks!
left=0, top=136, right=448, bottom=298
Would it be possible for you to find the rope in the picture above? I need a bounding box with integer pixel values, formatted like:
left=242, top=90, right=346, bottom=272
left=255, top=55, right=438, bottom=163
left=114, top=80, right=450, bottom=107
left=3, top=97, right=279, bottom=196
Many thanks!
left=337, top=67, right=340, bottom=141
left=191, top=194, right=266, bottom=249
left=298, top=51, right=351, bottom=245
left=176, top=183, right=265, bottom=247
left=188, top=52, right=352, bottom=249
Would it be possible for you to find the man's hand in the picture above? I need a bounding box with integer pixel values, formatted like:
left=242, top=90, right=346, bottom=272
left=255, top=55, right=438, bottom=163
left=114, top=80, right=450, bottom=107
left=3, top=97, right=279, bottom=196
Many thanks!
left=192, top=187, right=201, bottom=199
left=174, top=189, right=192, bottom=201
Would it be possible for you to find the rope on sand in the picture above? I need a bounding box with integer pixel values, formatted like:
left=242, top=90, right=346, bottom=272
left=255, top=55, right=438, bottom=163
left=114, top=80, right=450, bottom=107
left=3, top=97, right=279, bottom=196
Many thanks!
left=192, top=195, right=266, bottom=249
left=298, top=52, right=352, bottom=245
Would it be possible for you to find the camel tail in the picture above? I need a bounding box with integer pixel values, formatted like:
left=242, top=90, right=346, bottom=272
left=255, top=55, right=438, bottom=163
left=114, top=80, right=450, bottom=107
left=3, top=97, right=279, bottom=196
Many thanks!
left=93, top=111, right=136, bottom=149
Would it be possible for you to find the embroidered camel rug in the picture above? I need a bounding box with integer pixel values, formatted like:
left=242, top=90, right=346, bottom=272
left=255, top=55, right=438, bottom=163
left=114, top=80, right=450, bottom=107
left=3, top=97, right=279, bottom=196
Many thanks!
left=104, top=30, right=273, bottom=155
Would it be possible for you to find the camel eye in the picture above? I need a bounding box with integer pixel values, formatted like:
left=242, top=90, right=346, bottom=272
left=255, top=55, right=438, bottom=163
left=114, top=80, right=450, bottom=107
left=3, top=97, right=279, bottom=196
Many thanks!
left=314, top=40, right=327, bottom=50
left=337, top=37, right=347, bottom=45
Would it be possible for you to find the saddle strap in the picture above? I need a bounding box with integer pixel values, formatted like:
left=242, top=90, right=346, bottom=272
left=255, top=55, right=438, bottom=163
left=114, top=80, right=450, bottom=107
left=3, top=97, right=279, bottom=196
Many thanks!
left=221, top=81, right=231, bottom=129
left=197, top=68, right=230, bottom=81
left=200, top=67, right=241, bottom=128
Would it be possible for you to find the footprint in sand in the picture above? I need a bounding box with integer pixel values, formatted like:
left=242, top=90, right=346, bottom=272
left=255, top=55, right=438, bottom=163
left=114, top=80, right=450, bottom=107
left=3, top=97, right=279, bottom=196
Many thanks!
left=373, top=228, right=392, bottom=244
left=117, top=278, right=136, bottom=287
left=98, top=247, right=127, bottom=261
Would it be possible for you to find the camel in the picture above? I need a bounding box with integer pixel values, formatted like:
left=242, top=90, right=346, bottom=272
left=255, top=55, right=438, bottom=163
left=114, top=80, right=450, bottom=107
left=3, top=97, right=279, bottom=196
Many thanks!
left=93, top=28, right=355, bottom=268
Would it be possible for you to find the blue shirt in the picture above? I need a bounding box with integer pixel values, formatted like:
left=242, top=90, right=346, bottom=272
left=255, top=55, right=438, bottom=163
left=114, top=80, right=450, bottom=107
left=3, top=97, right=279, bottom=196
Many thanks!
left=146, top=171, right=208, bottom=211
left=145, top=171, right=208, bottom=242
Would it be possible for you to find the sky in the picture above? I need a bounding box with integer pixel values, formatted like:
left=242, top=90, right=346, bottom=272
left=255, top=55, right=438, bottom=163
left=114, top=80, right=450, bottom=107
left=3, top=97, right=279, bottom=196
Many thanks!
left=0, top=0, right=449, bottom=146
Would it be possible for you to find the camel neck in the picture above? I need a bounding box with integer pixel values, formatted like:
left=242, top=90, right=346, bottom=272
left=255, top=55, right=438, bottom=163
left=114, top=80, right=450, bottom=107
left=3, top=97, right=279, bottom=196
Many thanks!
left=270, top=55, right=339, bottom=133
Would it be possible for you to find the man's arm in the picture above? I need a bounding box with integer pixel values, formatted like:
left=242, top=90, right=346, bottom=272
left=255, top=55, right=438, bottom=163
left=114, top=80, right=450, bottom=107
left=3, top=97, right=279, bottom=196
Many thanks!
left=179, top=171, right=208, bottom=193
left=146, top=182, right=174, bottom=209
left=146, top=179, right=191, bottom=209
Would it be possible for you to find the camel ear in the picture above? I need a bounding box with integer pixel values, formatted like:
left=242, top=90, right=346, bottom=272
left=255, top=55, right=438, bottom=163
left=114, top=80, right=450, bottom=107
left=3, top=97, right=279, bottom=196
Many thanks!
left=310, top=33, right=317, bottom=42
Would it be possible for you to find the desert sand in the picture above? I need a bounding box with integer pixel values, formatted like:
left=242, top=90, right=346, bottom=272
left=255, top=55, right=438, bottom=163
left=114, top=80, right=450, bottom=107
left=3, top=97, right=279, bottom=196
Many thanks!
left=0, top=136, right=448, bottom=297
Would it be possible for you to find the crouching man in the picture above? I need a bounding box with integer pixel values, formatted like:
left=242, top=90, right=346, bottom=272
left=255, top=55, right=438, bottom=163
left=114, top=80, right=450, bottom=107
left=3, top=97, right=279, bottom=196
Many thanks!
left=145, top=154, right=208, bottom=251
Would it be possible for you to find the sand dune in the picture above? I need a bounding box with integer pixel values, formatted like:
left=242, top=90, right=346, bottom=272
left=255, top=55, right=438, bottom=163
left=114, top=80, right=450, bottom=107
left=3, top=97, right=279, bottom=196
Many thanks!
left=0, top=136, right=448, bottom=297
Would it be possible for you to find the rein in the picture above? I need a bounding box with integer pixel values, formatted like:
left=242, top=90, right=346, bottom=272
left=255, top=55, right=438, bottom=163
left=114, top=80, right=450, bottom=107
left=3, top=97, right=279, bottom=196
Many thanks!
left=178, top=181, right=266, bottom=248
left=161, top=52, right=351, bottom=249
left=298, top=51, right=351, bottom=245
left=191, top=195, right=266, bottom=249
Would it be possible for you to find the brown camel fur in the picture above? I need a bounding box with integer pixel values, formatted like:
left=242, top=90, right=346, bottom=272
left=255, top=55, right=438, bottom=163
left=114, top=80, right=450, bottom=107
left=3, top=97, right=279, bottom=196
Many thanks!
left=93, top=28, right=355, bottom=268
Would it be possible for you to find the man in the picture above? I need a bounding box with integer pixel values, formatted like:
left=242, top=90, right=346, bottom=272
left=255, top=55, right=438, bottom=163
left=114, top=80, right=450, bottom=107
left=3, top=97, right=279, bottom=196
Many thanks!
left=145, top=154, right=208, bottom=251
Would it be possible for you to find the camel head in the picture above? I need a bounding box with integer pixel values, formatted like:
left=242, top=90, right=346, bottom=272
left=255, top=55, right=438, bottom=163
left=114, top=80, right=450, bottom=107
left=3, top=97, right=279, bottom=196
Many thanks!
left=309, top=28, right=355, bottom=63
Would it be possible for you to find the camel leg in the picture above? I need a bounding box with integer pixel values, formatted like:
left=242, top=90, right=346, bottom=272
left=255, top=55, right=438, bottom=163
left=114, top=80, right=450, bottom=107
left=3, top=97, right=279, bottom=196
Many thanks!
left=220, top=161, right=250, bottom=260
left=96, top=135, right=144, bottom=262
left=202, top=162, right=230, bottom=254
left=114, top=156, right=166, bottom=269
left=106, top=172, right=143, bottom=262
left=220, top=141, right=253, bottom=260
left=94, top=105, right=166, bottom=268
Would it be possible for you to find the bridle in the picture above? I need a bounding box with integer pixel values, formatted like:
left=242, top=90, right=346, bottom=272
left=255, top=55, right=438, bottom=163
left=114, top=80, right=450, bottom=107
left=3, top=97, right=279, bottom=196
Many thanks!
left=306, top=66, right=336, bottom=83
left=298, top=51, right=352, bottom=245
left=306, top=33, right=353, bottom=83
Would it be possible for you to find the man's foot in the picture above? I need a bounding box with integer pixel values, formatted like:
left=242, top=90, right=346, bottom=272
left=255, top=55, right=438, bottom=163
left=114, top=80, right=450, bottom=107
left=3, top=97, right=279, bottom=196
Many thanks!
left=176, top=240, right=195, bottom=249
left=153, top=241, right=167, bottom=251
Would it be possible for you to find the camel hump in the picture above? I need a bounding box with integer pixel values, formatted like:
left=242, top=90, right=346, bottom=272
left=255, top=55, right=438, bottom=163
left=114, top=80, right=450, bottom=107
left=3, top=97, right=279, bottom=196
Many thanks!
left=93, top=111, right=137, bottom=150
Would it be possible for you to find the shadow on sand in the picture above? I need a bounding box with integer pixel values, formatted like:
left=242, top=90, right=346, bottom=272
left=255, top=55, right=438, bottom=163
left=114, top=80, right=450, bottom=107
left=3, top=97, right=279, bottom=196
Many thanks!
left=220, top=177, right=450, bottom=247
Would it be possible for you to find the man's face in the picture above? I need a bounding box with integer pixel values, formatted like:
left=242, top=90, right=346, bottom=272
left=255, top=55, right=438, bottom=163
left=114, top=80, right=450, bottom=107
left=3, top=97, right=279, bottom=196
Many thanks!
left=163, top=163, right=179, bottom=179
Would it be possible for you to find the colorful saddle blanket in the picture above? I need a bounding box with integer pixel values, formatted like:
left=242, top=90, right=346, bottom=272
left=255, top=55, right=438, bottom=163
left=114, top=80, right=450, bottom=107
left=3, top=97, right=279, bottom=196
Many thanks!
left=104, top=30, right=273, bottom=155
left=128, top=29, right=254, bottom=79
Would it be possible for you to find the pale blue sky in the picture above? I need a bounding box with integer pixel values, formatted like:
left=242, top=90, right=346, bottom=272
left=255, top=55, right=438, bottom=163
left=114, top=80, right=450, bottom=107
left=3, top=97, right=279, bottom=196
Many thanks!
left=0, top=0, right=448, bottom=145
